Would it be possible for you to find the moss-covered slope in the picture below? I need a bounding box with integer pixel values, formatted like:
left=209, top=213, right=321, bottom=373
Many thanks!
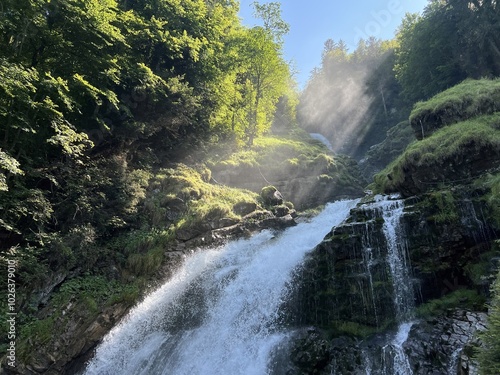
left=374, top=79, right=500, bottom=197
left=209, top=131, right=366, bottom=209
left=410, top=78, right=500, bottom=140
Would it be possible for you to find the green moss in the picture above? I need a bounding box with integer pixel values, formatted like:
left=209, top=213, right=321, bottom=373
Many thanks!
left=144, top=164, right=260, bottom=234
left=17, top=317, right=55, bottom=361
left=474, top=172, right=500, bottom=229
left=479, top=260, right=500, bottom=374
left=410, top=78, right=500, bottom=138
left=428, top=191, right=459, bottom=223
left=374, top=113, right=500, bottom=193
left=416, top=289, right=486, bottom=318
left=328, top=319, right=392, bottom=339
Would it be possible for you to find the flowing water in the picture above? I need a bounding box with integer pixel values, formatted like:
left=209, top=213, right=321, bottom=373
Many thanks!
left=380, top=197, right=414, bottom=375
left=366, top=196, right=414, bottom=375
left=83, top=200, right=359, bottom=375
left=309, top=133, right=333, bottom=151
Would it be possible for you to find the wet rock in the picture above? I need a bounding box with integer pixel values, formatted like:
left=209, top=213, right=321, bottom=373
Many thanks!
left=259, top=214, right=296, bottom=230
left=404, top=310, right=487, bottom=375
left=176, top=223, right=212, bottom=241
left=290, top=328, right=331, bottom=374
left=261, top=186, right=284, bottom=206
left=165, top=197, right=186, bottom=221
left=272, top=205, right=291, bottom=218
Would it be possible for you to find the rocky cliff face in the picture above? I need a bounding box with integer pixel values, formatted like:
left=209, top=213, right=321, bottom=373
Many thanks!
left=283, top=192, right=497, bottom=375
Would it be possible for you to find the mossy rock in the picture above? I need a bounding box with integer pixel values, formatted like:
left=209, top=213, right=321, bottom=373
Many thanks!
left=260, top=185, right=284, bottom=206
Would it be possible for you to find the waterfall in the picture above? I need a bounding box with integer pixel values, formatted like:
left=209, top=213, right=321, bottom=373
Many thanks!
left=83, top=200, right=359, bottom=375
left=360, top=223, right=379, bottom=327
left=447, top=348, right=462, bottom=374
left=460, top=199, right=490, bottom=245
left=381, top=322, right=414, bottom=375
left=309, top=133, right=333, bottom=151
left=367, top=196, right=414, bottom=375
left=379, top=198, right=414, bottom=320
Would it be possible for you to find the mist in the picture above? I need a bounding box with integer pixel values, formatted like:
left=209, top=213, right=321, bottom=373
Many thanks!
left=297, top=38, right=405, bottom=160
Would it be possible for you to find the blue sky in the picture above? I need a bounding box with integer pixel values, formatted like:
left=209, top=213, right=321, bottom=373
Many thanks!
left=238, top=0, right=429, bottom=89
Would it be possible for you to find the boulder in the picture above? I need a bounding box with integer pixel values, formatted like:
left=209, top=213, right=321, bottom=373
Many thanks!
left=232, top=201, right=257, bottom=216
left=260, top=186, right=284, bottom=206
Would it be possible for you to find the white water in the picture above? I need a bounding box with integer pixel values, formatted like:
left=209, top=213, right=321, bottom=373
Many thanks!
left=360, top=223, right=379, bottom=327
left=309, top=133, right=333, bottom=151
left=447, top=348, right=462, bottom=374
left=380, top=198, right=414, bottom=319
left=391, top=322, right=414, bottom=375
left=83, top=200, right=358, bottom=375
left=366, top=196, right=414, bottom=375
left=379, top=197, right=414, bottom=375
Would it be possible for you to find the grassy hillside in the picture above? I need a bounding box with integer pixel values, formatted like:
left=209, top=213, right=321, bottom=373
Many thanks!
left=209, top=130, right=366, bottom=209
left=410, top=78, right=500, bottom=139
left=374, top=80, right=500, bottom=197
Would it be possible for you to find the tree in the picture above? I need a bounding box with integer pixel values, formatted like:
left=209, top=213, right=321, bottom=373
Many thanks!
left=239, top=27, right=290, bottom=145
left=252, top=1, right=289, bottom=44
left=394, top=0, right=500, bottom=103
left=208, top=2, right=292, bottom=145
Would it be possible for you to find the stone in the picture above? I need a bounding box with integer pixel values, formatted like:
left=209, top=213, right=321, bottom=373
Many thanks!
left=165, top=197, right=186, bottom=221
left=272, top=205, right=291, bottom=218
left=232, top=201, right=257, bottom=216
left=260, top=186, right=284, bottom=206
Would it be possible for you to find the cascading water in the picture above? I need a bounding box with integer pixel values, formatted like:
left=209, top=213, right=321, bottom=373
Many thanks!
left=360, top=222, right=380, bottom=328
left=380, top=198, right=414, bottom=319
left=367, top=196, right=415, bottom=375
left=83, top=200, right=358, bottom=375
left=309, top=133, right=333, bottom=151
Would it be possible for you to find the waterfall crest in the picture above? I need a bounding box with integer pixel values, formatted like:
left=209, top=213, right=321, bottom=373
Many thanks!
left=83, top=200, right=359, bottom=375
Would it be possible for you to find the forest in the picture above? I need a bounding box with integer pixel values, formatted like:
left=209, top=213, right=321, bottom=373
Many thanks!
left=1, top=0, right=500, bottom=374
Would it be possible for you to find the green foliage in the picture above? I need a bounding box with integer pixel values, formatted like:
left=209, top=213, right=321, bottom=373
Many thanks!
left=410, top=79, right=500, bottom=139
left=427, top=191, right=459, bottom=224
left=416, top=289, right=486, bottom=318
left=374, top=113, right=500, bottom=193
left=465, top=249, right=500, bottom=287
left=15, top=274, right=140, bottom=361
left=478, top=265, right=500, bottom=374
left=212, top=132, right=333, bottom=171
left=395, top=1, right=500, bottom=103
left=17, top=317, right=56, bottom=361
left=252, top=1, right=289, bottom=44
